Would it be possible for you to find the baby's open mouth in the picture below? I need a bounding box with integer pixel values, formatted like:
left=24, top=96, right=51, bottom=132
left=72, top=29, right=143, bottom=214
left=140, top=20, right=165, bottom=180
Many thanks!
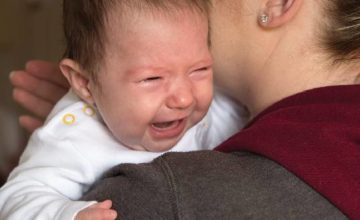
left=152, top=119, right=182, bottom=130
left=149, top=118, right=186, bottom=139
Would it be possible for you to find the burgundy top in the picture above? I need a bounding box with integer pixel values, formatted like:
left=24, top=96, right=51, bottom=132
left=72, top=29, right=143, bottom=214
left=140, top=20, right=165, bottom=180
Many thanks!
left=216, top=85, right=360, bottom=218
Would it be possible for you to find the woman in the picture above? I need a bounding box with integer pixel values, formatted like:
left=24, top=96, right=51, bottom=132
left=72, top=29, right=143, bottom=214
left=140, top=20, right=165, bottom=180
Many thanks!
left=10, top=0, right=359, bottom=218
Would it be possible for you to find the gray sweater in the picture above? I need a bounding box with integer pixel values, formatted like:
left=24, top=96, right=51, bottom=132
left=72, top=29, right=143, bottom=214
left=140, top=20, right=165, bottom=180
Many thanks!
left=83, top=151, right=346, bottom=219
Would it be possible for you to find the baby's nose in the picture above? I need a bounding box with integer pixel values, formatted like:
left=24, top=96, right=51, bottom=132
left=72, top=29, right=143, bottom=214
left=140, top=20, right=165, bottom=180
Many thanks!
left=166, top=80, right=194, bottom=110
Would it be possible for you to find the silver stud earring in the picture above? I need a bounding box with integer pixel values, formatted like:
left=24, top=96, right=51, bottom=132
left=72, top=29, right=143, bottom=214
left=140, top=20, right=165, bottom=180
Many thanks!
left=259, top=14, right=269, bottom=24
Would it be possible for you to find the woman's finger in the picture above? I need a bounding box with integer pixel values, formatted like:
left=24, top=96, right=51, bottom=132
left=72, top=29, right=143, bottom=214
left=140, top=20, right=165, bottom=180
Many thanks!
left=13, top=88, right=54, bottom=119
left=10, top=70, right=67, bottom=104
left=19, top=115, right=44, bottom=133
left=25, top=60, right=69, bottom=88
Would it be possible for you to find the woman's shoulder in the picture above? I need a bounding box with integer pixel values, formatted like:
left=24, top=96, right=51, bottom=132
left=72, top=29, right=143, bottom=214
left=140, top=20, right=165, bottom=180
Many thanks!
left=83, top=151, right=346, bottom=219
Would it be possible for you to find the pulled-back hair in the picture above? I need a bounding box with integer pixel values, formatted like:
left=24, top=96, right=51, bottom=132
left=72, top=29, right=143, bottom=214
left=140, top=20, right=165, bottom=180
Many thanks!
left=63, top=0, right=210, bottom=81
left=322, top=0, right=360, bottom=62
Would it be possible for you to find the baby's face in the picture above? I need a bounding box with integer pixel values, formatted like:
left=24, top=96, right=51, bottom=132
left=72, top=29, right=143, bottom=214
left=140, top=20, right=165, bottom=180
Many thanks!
left=89, top=10, right=213, bottom=152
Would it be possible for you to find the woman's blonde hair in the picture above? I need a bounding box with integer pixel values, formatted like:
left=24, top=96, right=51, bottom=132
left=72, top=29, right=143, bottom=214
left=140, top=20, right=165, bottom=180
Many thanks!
left=322, top=0, right=360, bottom=62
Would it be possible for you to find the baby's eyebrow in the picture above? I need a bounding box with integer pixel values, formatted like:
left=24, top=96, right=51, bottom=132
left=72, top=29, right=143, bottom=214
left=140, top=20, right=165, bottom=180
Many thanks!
left=125, top=66, right=166, bottom=76
left=191, top=57, right=213, bottom=68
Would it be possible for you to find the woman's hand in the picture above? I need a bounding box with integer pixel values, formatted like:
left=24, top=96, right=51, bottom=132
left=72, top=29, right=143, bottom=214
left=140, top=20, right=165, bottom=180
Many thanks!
left=75, top=200, right=117, bottom=220
left=9, top=60, right=69, bottom=133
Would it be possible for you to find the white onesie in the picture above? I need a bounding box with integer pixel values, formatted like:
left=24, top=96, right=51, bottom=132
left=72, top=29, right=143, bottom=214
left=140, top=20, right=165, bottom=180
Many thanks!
left=0, top=90, right=247, bottom=220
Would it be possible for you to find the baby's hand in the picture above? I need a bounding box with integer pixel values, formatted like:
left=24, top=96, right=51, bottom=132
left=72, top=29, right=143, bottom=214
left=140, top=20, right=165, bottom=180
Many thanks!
left=75, top=200, right=117, bottom=220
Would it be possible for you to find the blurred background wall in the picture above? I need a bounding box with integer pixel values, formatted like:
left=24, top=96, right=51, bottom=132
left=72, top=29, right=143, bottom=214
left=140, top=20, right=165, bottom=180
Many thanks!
left=0, top=0, right=64, bottom=184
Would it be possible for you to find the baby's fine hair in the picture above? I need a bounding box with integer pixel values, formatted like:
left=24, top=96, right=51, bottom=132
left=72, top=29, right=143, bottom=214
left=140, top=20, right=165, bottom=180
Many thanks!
left=62, top=0, right=211, bottom=82
left=322, top=0, right=360, bottom=62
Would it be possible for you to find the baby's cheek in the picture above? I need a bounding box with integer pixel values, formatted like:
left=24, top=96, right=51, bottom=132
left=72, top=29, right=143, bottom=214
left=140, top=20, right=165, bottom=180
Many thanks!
left=193, top=94, right=212, bottom=122
left=106, top=122, right=125, bottom=141
left=200, top=94, right=213, bottom=112
left=191, top=108, right=208, bottom=125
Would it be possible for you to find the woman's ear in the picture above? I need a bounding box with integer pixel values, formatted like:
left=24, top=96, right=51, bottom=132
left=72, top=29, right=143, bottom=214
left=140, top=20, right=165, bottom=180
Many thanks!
left=258, top=0, right=303, bottom=28
left=59, top=59, right=95, bottom=104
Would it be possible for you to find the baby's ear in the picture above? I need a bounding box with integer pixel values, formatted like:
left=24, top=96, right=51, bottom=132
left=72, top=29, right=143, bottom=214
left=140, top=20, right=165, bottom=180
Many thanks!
left=59, top=59, right=95, bottom=104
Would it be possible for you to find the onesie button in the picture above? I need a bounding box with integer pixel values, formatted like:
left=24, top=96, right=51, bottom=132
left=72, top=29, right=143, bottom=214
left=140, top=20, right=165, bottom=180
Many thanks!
left=62, top=114, right=76, bottom=125
left=82, top=104, right=95, bottom=116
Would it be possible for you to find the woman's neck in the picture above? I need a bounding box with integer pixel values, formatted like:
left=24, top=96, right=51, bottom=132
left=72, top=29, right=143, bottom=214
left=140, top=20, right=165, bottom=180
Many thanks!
left=245, top=49, right=360, bottom=119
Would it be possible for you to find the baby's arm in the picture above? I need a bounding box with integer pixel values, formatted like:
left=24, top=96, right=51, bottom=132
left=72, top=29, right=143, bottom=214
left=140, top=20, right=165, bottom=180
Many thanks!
left=0, top=130, right=110, bottom=220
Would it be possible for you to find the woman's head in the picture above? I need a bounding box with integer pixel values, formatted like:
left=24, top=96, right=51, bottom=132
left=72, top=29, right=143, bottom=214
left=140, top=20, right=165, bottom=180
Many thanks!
left=209, top=0, right=360, bottom=116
